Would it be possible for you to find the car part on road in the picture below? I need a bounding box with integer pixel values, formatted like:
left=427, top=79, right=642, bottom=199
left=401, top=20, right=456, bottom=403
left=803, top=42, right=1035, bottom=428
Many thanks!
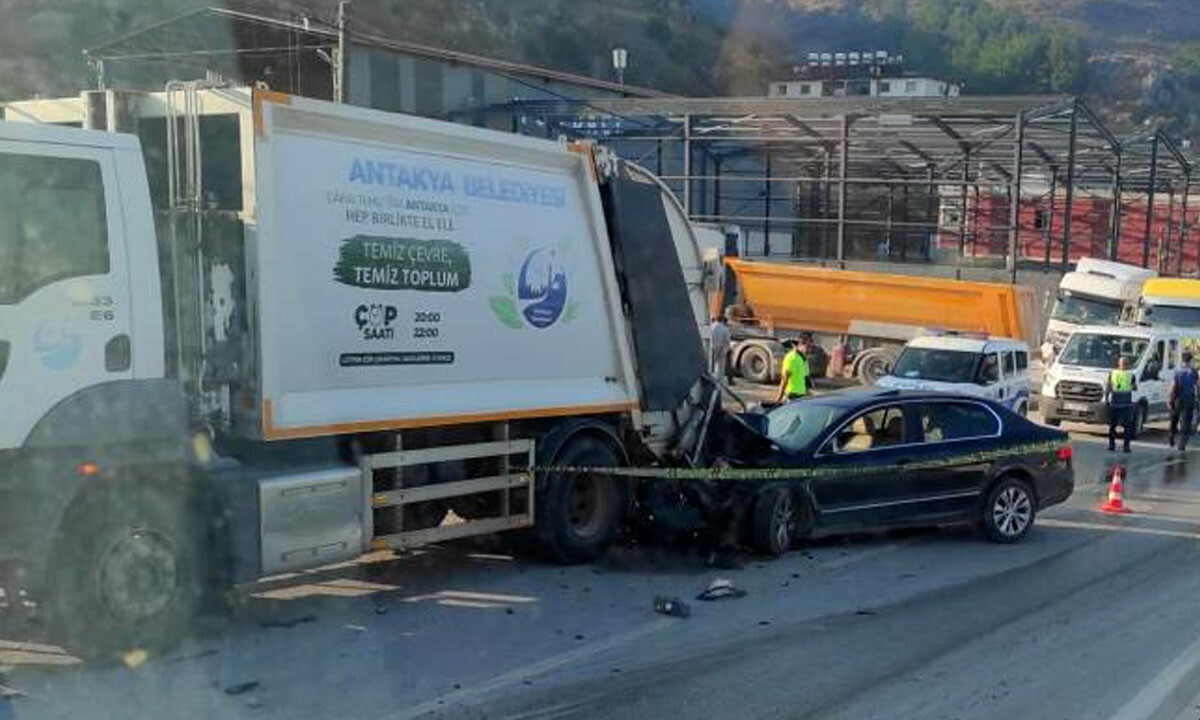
left=751, top=486, right=798, bottom=556
left=981, top=476, right=1037, bottom=543
left=696, top=578, right=747, bottom=601
left=653, top=595, right=691, bottom=618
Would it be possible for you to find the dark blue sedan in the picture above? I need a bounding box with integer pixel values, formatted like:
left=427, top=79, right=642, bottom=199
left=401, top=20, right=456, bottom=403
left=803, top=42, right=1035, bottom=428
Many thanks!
left=712, top=388, right=1074, bottom=555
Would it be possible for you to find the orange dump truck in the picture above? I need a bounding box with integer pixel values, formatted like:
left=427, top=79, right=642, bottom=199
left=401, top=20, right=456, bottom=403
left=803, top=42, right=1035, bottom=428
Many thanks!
left=721, top=259, right=1041, bottom=384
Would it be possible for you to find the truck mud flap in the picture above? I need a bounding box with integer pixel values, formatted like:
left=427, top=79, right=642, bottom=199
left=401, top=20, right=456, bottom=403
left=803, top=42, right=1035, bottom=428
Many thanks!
left=603, top=169, right=706, bottom=411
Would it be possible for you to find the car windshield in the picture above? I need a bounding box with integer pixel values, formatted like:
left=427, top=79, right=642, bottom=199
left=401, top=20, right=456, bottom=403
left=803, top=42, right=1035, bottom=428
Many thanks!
left=889, top=347, right=981, bottom=384
left=1140, top=303, right=1200, bottom=328
left=765, top=400, right=842, bottom=452
left=1057, top=333, right=1149, bottom=369
left=1051, top=291, right=1123, bottom=325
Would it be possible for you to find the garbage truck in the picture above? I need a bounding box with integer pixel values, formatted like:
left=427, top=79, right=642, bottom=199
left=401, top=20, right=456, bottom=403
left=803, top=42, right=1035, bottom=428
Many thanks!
left=0, top=86, right=715, bottom=655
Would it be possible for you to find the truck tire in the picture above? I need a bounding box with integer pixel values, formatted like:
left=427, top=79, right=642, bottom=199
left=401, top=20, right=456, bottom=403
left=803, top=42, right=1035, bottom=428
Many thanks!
left=45, top=477, right=207, bottom=660
left=738, top=345, right=774, bottom=384
left=535, top=436, right=628, bottom=563
left=855, top=348, right=894, bottom=386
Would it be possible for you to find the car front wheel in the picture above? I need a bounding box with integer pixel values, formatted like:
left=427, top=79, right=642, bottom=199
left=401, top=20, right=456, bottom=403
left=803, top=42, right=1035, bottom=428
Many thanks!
left=751, top=486, right=799, bottom=556
left=981, top=476, right=1036, bottom=543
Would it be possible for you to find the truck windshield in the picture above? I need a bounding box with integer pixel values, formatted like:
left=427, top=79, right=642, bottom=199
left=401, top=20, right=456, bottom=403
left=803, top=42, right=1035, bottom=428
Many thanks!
left=1058, top=333, right=1148, bottom=369
left=1139, top=303, right=1200, bottom=329
left=889, top=347, right=981, bottom=384
left=765, top=401, right=840, bottom=452
left=1050, top=291, right=1122, bottom=325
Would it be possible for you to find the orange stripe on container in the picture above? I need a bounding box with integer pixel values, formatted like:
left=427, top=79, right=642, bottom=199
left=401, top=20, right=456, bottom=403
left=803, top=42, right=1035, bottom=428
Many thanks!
left=261, top=398, right=637, bottom=441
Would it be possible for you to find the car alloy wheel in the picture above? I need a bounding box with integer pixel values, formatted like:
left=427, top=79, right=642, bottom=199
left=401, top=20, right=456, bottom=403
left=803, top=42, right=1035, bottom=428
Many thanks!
left=983, top=477, right=1036, bottom=543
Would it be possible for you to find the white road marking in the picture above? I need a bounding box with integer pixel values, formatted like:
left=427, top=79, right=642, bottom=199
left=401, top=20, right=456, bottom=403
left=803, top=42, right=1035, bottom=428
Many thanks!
left=1107, top=630, right=1200, bottom=720
left=385, top=618, right=678, bottom=720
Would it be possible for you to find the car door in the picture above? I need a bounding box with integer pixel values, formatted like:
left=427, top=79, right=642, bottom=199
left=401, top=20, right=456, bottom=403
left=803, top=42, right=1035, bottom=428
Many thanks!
left=976, top=351, right=1002, bottom=403
left=903, top=400, right=1001, bottom=520
left=809, top=402, right=922, bottom=529
left=1141, top=338, right=1169, bottom=421
left=0, top=143, right=133, bottom=450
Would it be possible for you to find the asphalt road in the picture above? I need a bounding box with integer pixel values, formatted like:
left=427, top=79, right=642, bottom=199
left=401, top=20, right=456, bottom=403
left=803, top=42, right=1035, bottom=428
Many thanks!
left=6, top=419, right=1200, bottom=720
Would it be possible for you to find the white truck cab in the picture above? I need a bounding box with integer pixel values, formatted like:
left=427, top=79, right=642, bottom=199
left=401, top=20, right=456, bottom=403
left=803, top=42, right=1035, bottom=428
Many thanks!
left=1041, top=324, right=1198, bottom=430
left=1136, top=278, right=1200, bottom=329
left=1042, top=258, right=1155, bottom=363
left=876, top=335, right=1032, bottom=415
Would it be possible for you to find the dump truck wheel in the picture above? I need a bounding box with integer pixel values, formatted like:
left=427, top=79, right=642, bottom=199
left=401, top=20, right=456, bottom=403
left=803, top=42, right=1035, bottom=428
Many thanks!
left=536, top=436, right=627, bottom=563
left=739, top=345, right=773, bottom=384
left=855, top=348, right=894, bottom=385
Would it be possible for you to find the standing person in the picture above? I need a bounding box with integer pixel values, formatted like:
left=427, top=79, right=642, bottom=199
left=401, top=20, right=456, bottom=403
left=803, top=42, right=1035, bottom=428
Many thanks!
left=1106, top=355, right=1138, bottom=453
left=709, top=313, right=732, bottom=384
left=775, top=339, right=810, bottom=404
left=1169, top=350, right=1199, bottom=450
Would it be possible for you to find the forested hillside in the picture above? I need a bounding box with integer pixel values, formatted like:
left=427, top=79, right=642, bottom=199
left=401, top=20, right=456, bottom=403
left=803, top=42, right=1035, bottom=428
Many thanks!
left=1, top=0, right=1197, bottom=141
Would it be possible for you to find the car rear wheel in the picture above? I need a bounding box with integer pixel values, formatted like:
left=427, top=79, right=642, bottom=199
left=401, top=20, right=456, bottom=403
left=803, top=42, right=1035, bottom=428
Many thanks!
left=751, top=486, right=799, bottom=556
left=1134, top=403, right=1147, bottom=437
left=981, top=476, right=1036, bottom=543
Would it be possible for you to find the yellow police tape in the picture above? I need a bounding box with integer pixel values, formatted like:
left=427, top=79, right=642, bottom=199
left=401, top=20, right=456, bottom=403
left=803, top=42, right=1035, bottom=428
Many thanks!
left=530, top=440, right=1065, bottom=483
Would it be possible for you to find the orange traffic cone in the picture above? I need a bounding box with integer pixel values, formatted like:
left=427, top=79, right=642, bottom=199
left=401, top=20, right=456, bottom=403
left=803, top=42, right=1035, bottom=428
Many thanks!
left=1100, top=465, right=1132, bottom=515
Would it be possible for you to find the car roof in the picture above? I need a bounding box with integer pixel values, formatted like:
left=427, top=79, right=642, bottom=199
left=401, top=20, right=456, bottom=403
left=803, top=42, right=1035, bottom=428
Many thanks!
left=906, top=335, right=1027, bottom=353
left=804, top=387, right=996, bottom=408
left=1071, top=324, right=1161, bottom=339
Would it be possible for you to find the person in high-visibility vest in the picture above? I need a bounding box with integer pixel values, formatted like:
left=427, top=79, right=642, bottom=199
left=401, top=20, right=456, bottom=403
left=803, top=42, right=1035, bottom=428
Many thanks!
left=1106, top=355, right=1138, bottom=453
left=775, top=339, right=810, bottom=403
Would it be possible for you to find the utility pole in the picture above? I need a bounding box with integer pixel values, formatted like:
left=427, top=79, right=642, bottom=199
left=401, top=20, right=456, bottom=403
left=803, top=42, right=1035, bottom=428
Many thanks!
left=334, top=1, right=350, bottom=103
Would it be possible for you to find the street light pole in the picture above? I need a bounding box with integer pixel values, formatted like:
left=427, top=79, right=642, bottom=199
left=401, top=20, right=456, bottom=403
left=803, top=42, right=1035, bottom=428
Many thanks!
left=612, top=47, right=628, bottom=86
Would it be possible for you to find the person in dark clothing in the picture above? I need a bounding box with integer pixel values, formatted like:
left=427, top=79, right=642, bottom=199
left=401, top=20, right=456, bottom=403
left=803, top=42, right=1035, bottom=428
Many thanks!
left=1169, top=350, right=1200, bottom=451
left=1106, top=355, right=1138, bottom=453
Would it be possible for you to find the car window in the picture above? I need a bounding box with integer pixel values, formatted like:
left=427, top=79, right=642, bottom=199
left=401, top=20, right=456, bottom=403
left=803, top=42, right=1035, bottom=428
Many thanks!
left=918, top=402, right=999, bottom=441
left=976, top=353, right=1000, bottom=385
left=1002, top=351, right=1015, bottom=375
left=765, top=401, right=841, bottom=453
left=1169, top=339, right=1179, bottom=369
left=829, top=404, right=906, bottom=453
left=1015, top=350, right=1028, bottom=371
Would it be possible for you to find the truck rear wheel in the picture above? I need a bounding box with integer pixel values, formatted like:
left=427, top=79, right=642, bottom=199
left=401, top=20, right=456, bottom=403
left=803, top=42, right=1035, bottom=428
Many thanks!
left=738, top=345, right=774, bottom=384
left=45, top=478, right=207, bottom=660
left=536, top=436, right=627, bottom=563
left=855, top=347, right=895, bottom=385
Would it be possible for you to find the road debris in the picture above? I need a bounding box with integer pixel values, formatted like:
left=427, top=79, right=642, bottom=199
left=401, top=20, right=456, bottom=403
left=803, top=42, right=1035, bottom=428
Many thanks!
left=696, top=578, right=747, bottom=601
left=654, top=596, right=691, bottom=618
left=0, top=682, right=24, bottom=699
left=122, top=649, right=149, bottom=669
left=224, top=681, right=260, bottom=696
left=260, top=615, right=317, bottom=629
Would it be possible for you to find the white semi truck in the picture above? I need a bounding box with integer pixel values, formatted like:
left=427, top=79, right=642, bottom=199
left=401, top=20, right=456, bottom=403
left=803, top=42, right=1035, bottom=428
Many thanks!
left=1041, top=258, right=1155, bottom=362
left=0, top=87, right=716, bottom=655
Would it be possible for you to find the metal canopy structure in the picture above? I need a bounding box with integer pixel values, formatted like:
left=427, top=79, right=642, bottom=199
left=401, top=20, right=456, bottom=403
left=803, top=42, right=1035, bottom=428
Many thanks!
left=508, top=95, right=1196, bottom=278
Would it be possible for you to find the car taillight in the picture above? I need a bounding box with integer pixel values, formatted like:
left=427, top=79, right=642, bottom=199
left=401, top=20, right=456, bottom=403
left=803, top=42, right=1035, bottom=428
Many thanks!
left=1056, top=445, right=1073, bottom=462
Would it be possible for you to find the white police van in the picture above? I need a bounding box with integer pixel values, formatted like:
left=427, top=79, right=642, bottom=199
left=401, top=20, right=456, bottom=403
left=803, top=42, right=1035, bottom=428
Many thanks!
left=876, top=335, right=1032, bottom=415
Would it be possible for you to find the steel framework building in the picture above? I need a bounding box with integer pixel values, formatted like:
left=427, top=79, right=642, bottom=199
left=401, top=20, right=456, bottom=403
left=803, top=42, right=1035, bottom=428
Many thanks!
left=501, top=96, right=1195, bottom=279
left=71, top=8, right=1196, bottom=279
